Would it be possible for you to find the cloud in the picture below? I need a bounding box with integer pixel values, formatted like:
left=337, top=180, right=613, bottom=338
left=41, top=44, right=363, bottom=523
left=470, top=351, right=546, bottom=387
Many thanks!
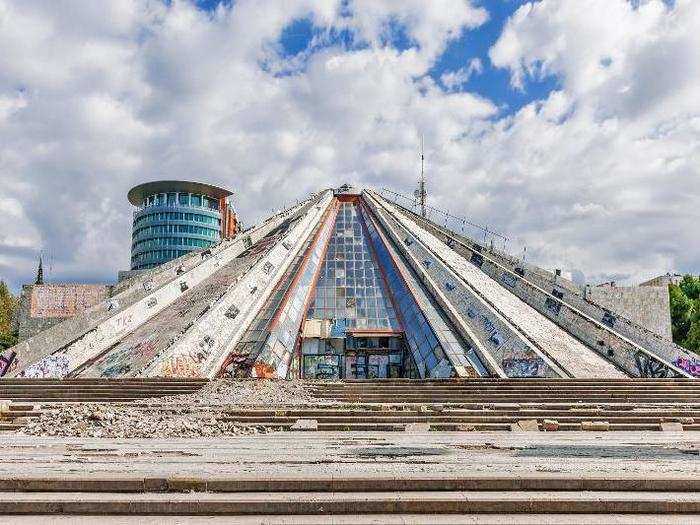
left=0, top=0, right=698, bottom=294
left=440, top=58, right=483, bottom=90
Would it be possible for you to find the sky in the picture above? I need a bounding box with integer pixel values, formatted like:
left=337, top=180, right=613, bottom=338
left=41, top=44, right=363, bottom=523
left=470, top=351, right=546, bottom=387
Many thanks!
left=0, top=0, right=699, bottom=293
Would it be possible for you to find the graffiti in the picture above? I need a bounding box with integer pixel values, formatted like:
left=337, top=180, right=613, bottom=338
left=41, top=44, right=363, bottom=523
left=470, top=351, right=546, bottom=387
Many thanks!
left=99, top=338, right=157, bottom=378
left=143, top=280, right=153, bottom=292
left=107, top=299, right=119, bottom=311
left=219, top=353, right=248, bottom=377
left=252, top=361, right=277, bottom=378
left=101, top=363, right=131, bottom=377
left=0, top=350, right=16, bottom=377
left=467, top=303, right=479, bottom=319
left=545, top=289, right=564, bottom=315
left=472, top=244, right=483, bottom=253
left=29, top=285, right=107, bottom=319
left=423, top=259, right=432, bottom=268
left=262, top=262, right=274, bottom=274
left=602, top=311, right=617, bottom=328
left=404, top=237, right=413, bottom=246
left=176, top=265, right=185, bottom=275
left=304, top=355, right=340, bottom=379
left=200, top=248, right=212, bottom=259
left=446, top=237, right=456, bottom=248
left=224, top=305, right=240, bottom=319
left=470, top=252, right=484, bottom=268
left=114, top=313, right=133, bottom=331
left=502, top=356, right=541, bottom=377
left=514, top=267, right=525, bottom=277
left=501, top=272, right=517, bottom=288
left=243, top=236, right=253, bottom=249
left=634, top=351, right=673, bottom=378
left=476, top=311, right=502, bottom=347
left=162, top=357, right=199, bottom=377
left=19, top=353, right=70, bottom=379
left=180, top=281, right=189, bottom=292
left=675, top=356, right=700, bottom=377
left=147, top=297, right=157, bottom=308
left=445, top=282, right=456, bottom=291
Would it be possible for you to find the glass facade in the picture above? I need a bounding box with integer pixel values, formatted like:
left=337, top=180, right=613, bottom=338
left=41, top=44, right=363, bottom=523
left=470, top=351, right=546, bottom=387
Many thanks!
left=130, top=189, right=224, bottom=270
left=306, top=201, right=400, bottom=331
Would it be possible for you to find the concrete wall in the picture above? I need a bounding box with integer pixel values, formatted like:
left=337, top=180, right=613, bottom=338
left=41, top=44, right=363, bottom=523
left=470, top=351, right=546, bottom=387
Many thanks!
left=15, top=284, right=111, bottom=342
left=586, top=285, right=672, bottom=340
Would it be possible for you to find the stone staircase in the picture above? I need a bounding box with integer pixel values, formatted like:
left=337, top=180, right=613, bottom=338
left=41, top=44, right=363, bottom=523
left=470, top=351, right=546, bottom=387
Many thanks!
left=0, top=475, right=697, bottom=518
left=0, top=378, right=207, bottom=431
left=244, top=378, right=700, bottom=431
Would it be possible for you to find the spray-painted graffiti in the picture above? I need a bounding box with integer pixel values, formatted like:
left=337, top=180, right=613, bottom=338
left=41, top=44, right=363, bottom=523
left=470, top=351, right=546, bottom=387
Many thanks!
left=545, top=289, right=564, bottom=316
left=466, top=303, right=502, bottom=347
left=19, top=353, right=70, bottom=378
left=219, top=353, right=248, bottom=377
left=675, top=356, right=700, bottom=377
left=161, top=339, right=213, bottom=377
left=252, top=361, right=277, bottom=378
left=98, top=338, right=159, bottom=378
left=602, top=311, right=617, bottom=328
left=501, top=272, right=517, bottom=288
left=634, top=351, right=674, bottom=378
left=0, top=350, right=16, bottom=377
left=470, top=252, right=484, bottom=268
left=501, top=347, right=545, bottom=377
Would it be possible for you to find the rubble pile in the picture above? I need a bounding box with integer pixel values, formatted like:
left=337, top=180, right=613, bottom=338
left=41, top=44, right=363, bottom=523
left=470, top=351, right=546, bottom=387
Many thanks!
left=20, top=379, right=331, bottom=438
left=20, top=403, right=268, bottom=438
left=150, top=378, right=325, bottom=406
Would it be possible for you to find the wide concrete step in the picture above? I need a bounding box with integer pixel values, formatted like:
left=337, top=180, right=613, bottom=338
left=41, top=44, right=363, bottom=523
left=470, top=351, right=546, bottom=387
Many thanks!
left=0, top=490, right=698, bottom=515
left=223, top=414, right=696, bottom=424
left=313, top=396, right=700, bottom=404
left=1, top=476, right=697, bottom=492
left=221, top=408, right=700, bottom=417
left=312, top=385, right=700, bottom=391
left=2, top=514, right=697, bottom=524
left=310, top=377, right=697, bottom=386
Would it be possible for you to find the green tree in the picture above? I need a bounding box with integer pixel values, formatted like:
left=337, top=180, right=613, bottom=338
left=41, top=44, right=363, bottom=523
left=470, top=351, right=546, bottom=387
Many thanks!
left=669, top=275, right=700, bottom=355
left=0, top=280, right=18, bottom=350
left=679, top=274, right=700, bottom=301
left=670, top=283, right=693, bottom=343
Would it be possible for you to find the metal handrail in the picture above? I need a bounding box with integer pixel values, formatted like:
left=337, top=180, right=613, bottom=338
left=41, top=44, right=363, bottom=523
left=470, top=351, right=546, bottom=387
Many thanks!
left=379, top=188, right=509, bottom=247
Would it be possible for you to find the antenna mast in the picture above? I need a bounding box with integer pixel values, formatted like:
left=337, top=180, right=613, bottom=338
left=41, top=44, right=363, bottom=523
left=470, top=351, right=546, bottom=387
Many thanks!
left=418, top=135, right=427, bottom=217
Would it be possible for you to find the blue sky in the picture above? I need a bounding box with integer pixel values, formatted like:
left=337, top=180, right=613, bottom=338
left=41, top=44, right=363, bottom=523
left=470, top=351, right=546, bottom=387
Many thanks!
left=199, top=0, right=557, bottom=114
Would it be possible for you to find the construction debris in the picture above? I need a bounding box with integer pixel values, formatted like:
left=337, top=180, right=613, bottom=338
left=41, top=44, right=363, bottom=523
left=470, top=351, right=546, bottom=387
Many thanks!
left=660, top=422, right=684, bottom=432
left=145, top=378, right=326, bottom=406
left=19, top=379, right=332, bottom=438
left=290, top=419, right=318, bottom=431
left=511, top=420, right=540, bottom=432
left=581, top=421, right=610, bottom=431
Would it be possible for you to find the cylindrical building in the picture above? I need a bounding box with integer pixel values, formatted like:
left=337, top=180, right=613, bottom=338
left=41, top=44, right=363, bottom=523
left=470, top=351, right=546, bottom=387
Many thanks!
left=127, top=180, right=238, bottom=271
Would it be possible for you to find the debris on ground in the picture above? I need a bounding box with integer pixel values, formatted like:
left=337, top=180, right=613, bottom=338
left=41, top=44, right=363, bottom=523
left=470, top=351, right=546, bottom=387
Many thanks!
left=20, top=379, right=336, bottom=438
left=147, top=378, right=326, bottom=406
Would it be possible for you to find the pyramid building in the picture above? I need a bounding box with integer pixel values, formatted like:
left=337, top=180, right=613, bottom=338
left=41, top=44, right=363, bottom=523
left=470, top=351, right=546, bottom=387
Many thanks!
left=4, top=187, right=698, bottom=380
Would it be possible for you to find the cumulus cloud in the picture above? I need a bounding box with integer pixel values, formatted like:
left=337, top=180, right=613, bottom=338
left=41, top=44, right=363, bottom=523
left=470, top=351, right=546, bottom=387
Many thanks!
left=440, top=58, right=483, bottom=90
left=0, top=0, right=698, bottom=292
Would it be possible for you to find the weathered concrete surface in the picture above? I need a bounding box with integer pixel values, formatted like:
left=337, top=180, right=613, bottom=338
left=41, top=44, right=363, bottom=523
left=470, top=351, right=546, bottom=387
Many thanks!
left=1, top=515, right=697, bottom=524
left=0, top=432, right=697, bottom=479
